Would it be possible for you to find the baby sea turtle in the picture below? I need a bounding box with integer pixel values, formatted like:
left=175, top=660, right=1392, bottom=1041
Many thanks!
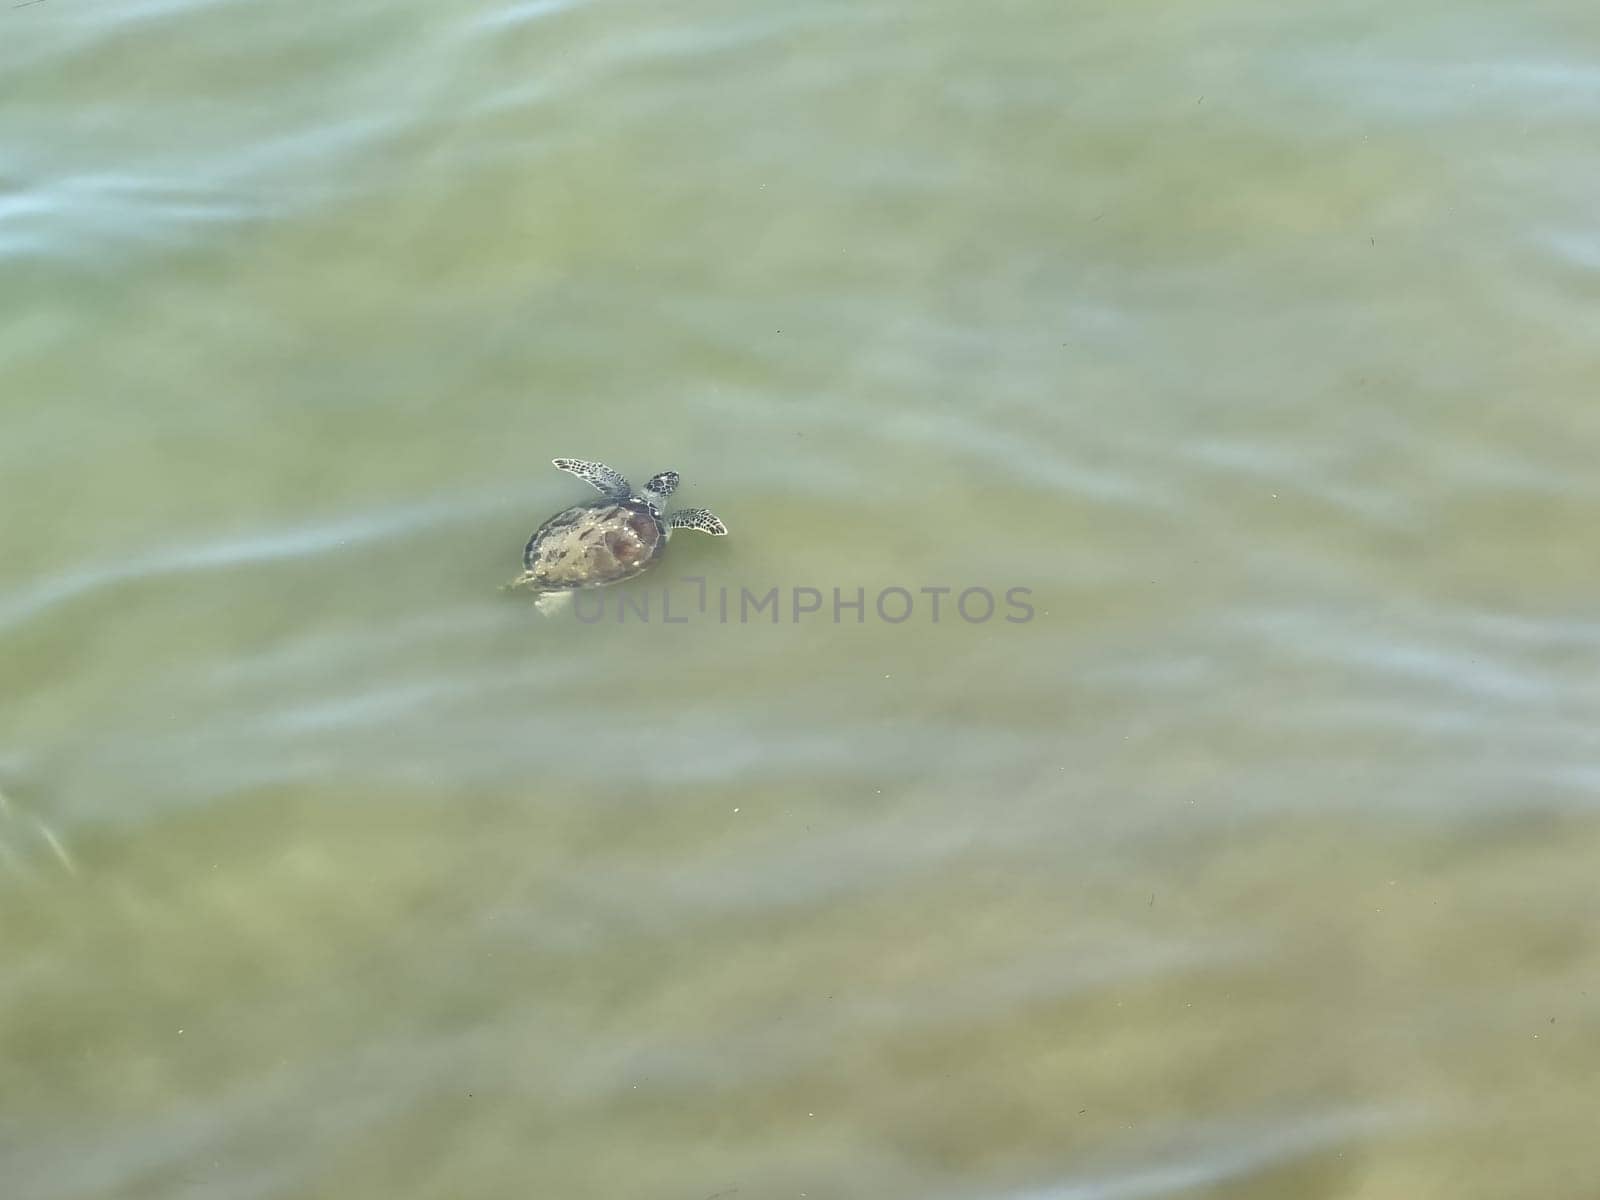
left=508, top=458, right=728, bottom=614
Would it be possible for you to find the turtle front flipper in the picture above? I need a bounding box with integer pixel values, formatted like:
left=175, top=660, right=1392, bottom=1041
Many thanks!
left=667, top=507, right=728, bottom=536
left=552, top=458, right=630, bottom=499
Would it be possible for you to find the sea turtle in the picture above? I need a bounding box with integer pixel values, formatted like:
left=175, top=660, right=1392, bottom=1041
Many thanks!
left=508, top=458, right=727, bottom=614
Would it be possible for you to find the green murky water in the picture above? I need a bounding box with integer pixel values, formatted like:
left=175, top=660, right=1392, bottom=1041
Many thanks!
left=3, top=1, right=1598, bottom=1197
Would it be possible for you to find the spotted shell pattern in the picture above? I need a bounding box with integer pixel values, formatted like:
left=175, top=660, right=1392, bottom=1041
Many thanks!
left=521, top=499, right=665, bottom=591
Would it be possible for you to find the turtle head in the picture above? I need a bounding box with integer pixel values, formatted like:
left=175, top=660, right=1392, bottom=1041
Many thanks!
left=641, top=470, right=679, bottom=511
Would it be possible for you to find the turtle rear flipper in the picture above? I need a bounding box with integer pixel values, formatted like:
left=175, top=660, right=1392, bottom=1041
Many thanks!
left=667, top=507, right=727, bottom=536
left=534, top=591, right=573, bottom=617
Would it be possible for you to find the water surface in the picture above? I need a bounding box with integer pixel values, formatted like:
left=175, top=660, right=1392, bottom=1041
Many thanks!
left=3, top=1, right=1598, bottom=1197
